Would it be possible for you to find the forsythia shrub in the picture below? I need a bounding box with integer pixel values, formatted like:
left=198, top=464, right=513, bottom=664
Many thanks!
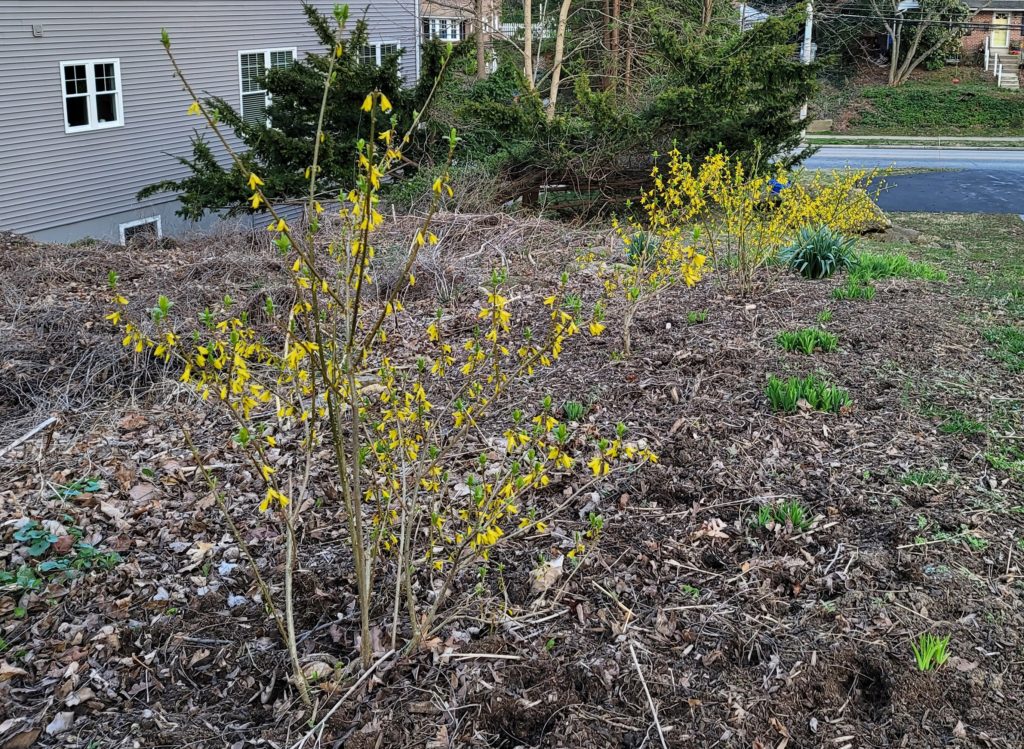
left=598, top=150, right=883, bottom=340
left=108, top=10, right=656, bottom=708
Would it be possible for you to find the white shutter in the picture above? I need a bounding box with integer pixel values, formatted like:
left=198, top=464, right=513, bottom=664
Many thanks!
left=242, top=92, right=267, bottom=126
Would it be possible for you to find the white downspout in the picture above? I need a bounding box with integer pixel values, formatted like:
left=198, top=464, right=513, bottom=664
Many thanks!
left=414, top=0, right=422, bottom=79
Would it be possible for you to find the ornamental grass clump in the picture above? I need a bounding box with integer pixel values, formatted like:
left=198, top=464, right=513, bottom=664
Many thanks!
left=779, top=225, right=858, bottom=279
left=108, top=14, right=658, bottom=709
left=765, top=374, right=851, bottom=413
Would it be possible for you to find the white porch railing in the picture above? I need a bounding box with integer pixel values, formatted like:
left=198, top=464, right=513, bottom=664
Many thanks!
left=984, top=35, right=990, bottom=71
left=498, top=21, right=555, bottom=40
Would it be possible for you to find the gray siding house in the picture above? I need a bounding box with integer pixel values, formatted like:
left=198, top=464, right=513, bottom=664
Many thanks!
left=0, top=1, right=420, bottom=244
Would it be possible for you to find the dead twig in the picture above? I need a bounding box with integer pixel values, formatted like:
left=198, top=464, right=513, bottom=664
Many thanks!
left=0, top=416, right=57, bottom=459
left=629, top=640, right=668, bottom=749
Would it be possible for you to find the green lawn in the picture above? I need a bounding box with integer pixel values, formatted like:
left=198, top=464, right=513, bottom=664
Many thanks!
left=834, top=68, right=1024, bottom=136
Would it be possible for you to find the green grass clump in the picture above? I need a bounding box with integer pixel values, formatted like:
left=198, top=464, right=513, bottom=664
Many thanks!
left=687, top=309, right=709, bottom=324
left=852, top=251, right=946, bottom=282
left=833, top=278, right=876, bottom=300
left=817, top=309, right=833, bottom=323
left=777, top=328, right=839, bottom=355
left=983, top=326, right=1024, bottom=372
left=901, top=468, right=948, bottom=486
left=780, top=226, right=858, bottom=279
left=562, top=400, right=585, bottom=421
left=911, top=632, right=951, bottom=671
left=765, top=374, right=851, bottom=413
left=939, top=410, right=986, bottom=436
left=753, top=500, right=812, bottom=531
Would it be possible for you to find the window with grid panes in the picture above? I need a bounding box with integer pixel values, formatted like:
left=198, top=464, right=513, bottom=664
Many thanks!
left=239, top=48, right=295, bottom=126
left=358, top=43, right=401, bottom=66
left=60, top=59, right=123, bottom=133
left=422, top=18, right=464, bottom=41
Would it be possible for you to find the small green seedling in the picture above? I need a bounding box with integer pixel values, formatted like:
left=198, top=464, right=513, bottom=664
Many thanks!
left=776, top=328, right=839, bottom=355
left=562, top=401, right=585, bottom=422
left=902, top=469, right=947, bottom=486
left=680, top=584, right=700, bottom=599
left=687, top=309, right=709, bottom=324
left=753, top=500, right=811, bottom=532
left=817, top=309, right=833, bottom=323
left=911, top=633, right=950, bottom=671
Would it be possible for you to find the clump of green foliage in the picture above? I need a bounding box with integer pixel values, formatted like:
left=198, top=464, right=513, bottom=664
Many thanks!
left=562, top=400, right=586, bottom=421
left=817, top=309, right=833, bottom=323
left=780, top=225, right=858, bottom=279
left=754, top=500, right=812, bottom=531
left=911, top=633, right=951, bottom=671
left=902, top=468, right=948, bottom=486
left=852, top=252, right=946, bottom=282
left=626, top=231, right=662, bottom=267
left=687, top=309, right=709, bottom=324
left=765, top=374, right=851, bottom=413
left=983, top=326, right=1024, bottom=372
left=833, top=278, right=877, bottom=301
left=777, top=328, right=839, bottom=355
left=1, top=519, right=122, bottom=596
left=939, top=410, right=986, bottom=436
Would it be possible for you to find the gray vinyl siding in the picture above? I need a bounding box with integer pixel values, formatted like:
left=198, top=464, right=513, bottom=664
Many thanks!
left=0, top=0, right=419, bottom=242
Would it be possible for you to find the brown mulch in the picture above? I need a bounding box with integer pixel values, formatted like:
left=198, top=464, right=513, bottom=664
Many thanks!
left=1, top=218, right=1022, bottom=748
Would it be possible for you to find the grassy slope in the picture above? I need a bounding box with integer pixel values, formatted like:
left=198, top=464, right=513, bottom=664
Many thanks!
left=822, top=68, right=1024, bottom=136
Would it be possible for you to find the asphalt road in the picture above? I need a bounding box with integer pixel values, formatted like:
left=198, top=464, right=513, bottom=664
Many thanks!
left=804, top=146, right=1024, bottom=214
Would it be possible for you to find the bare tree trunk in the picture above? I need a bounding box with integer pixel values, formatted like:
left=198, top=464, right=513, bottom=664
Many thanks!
left=701, top=0, right=713, bottom=31
left=624, top=0, right=633, bottom=95
left=610, top=0, right=620, bottom=87
left=894, top=15, right=948, bottom=84
left=546, top=0, right=572, bottom=122
left=524, top=0, right=534, bottom=88
left=476, top=0, right=487, bottom=79
left=888, top=22, right=900, bottom=84
left=602, top=0, right=611, bottom=89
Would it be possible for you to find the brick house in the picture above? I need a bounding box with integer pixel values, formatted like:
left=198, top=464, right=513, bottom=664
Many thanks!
left=962, top=0, right=1024, bottom=56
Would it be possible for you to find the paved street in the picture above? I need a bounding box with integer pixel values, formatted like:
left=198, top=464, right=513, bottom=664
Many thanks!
left=804, top=146, right=1024, bottom=214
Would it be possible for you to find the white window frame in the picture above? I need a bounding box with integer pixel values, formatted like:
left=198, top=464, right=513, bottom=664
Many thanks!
left=119, top=216, right=162, bottom=245
left=59, top=58, right=124, bottom=134
left=360, top=41, right=402, bottom=66
left=237, top=47, right=297, bottom=126
left=423, top=18, right=464, bottom=42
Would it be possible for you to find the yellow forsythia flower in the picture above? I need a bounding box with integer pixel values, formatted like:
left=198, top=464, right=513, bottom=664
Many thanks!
left=361, top=93, right=373, bottom=112
left=379, top=93, right=392, bottom=112
left=247, top=173, right=264, bottom=190
left=187, top=101, right=201, bottom=116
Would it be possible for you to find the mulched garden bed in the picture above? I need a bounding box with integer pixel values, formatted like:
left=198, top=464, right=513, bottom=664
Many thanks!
left=1, top=215, right=1021, bottom=748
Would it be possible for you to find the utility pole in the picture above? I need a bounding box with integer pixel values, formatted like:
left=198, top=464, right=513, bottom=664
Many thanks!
left=799, top=0, right=813, bottom=122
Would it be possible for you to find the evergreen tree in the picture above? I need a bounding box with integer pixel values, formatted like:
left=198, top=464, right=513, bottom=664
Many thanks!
left=140, top=4, right=446, bottom=219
